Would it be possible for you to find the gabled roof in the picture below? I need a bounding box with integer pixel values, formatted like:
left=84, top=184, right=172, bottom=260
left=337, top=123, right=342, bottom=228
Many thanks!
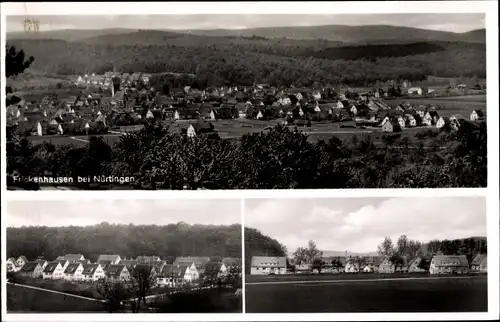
left=250, top=256, right=286, bottom=268
left=105, top=264, right=127, bottom=278
left=18, top=256, right=28, bottom=263
left=174, top=256, right=210, bottom=267
left=58, top=254, right=85, bottom=262
left=64, top=263, right=82, bottom=274
left=432, top=255, right=468, bottom=267
left=471, top=254, right=487, bottom=266
left=43, top=262, right=61, bottom=273
left=20, top=262, right=40, bottom=272
left=82, top=264, right=100, bottom=275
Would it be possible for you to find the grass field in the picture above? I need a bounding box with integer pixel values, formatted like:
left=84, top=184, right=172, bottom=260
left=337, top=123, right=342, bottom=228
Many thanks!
left=245, top=274, right=487, bottom=313
left=7, top=284, right=105, bottom=312
left=385, top=95, right=486, bottom=115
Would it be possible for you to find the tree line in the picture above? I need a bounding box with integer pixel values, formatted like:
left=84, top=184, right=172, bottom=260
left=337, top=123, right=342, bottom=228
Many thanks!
left=6, top=38, right=485, bottom=87
left=6, top=222, right=242, bottom=262
left=7, top=119, right=487, bottom=190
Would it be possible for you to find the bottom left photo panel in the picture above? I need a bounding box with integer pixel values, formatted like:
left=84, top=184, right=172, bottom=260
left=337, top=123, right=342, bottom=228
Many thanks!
left=5, top=199, right=243, bottom=314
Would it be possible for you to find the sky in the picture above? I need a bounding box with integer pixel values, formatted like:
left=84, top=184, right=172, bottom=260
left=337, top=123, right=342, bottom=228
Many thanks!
left=7, top=199, right=241, bottom=227
left=6, top=14, right=485, bottom=33
left=245, top=197, right=486, bottom=254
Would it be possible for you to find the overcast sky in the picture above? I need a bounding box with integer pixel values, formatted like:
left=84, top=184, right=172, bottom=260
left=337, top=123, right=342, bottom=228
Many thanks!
left=6, top=14, right=484, bottom=33
left=245, top=197, right=486, bottom=254
left=7, top=199, right=241, bottom=227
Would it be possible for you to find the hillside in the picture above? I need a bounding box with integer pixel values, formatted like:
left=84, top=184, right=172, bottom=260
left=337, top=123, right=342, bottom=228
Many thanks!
left=6, top=222, right=242, bottom=262
left=6, top=28, right=136, bottom=42
left=6, top=35, right=486, bottom=86
left=169, top=25, right=486, bottom=44
left=6, top=25, right=486, bottom=44
left=245, top=227, right=287, bottom=272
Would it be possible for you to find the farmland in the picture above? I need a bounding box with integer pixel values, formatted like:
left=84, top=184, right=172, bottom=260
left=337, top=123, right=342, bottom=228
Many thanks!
left=245, top=274, right=487, bottom=313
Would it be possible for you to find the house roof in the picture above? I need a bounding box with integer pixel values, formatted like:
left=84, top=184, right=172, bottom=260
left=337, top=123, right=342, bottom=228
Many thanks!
left=20, top=262, right=40, bottom=272
left=250, top=256, right=287, bottom=268
left=105, top=264, right=126, bottom=277
left=174, top=256, right=210, bottom=267
left=64, top=263, right=82, bottom=274
left=191, top=121, right=215, bottom=133
left=43, top=262, right=60, bottom=273
left=82, top=264, right=100, bottom=275
left=120, top=260, right=138, bottom=268
left=471, top=254, right=487, bottom=266
left=432, top=255, right=469, bottom=267
left=161, top=263, right=190, bottom=277
left=97, top=255, right=120, bottom=263
left=222, top=257, right=241, bottom=267
left=18, top=256, right=28, bottom=262
left=136, top=256, right=161, bottom=263
left=58, top=254, right=84, bottom=262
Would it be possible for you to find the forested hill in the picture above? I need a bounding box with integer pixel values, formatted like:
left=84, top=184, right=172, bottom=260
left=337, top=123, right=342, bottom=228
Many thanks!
left=244, top=227, right=287, bottom=273
left=6, top=222, right=242, bottom=262
left=6, top=35, right=486, bottom=85
left=7, top=25, right=486, bottom=44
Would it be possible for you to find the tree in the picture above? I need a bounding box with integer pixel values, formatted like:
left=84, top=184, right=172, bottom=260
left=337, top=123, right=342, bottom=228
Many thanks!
left=312, top=258, right=324, bottom=274
left=5, top=45, right=35, bottom=78
left=377, top=237, right=395, bottom=257
left=331, top=258, right=344, bottom=271
left=97, top=280, right=132, bottom=313
left=202, top=260, right=222, bottom=287
left=305, top=240, right=323, bottom=264
left=293, top=247, right=308, bottom=265
left=426, top=239, right=441, bottom=256
left=389, top=253, right=405, bottom=272
left=130, top=265, right=156, bottom=312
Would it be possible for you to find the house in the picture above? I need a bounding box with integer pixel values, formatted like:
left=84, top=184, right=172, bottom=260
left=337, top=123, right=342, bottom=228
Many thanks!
left=220, top=257, right=241, bottom=276
left=407, top=87, right=423, bottom=95
left=136, top=256, right=161, bottom=264
left=54, top=259, right=70, bottom=271
left=186, top=122, right=215, bottom=138
left=82, top=264, right=106, bottom=282
left=470, top=254, right=487, bottom=273
left=120, top=260, right=138, bottom=270
left=16, top=256, right=28, bottom=267
left=105, top=264, right=131, bottom=281
left=174, top=257, right=210, bottom=276
left=407, top=257, right=427, bottom=273
left=250, top=256, right=287, bottom=275
left=42, top=261, right=65, bottom=280
left=404, top=114, right=417, bottom=127
left=7, top=258, right=21, bottom=272
left=295, top=263, right=313, bottom=274
left=470, top=109, right=484, bottom=121
left=344, top=257, right=360, bottom=273
left=423, top=111, right=439, bottom=126
left=157, top=263, right=199, bottom=287
left=97, top=255, right=121, bottom=265
left=436, top=116, right=451, bottom=129
left=18, top=261, right=44, bottom=278
left=63, top=263, right=84, bottom=281
left=56, top=254, right=86, bottom=263
left=396, top=116, right=406, bottom=129
left=450, top=114, right=466, bottom=131
left=382, top=119, right=402, bottom=133
left=429, top=255, right=469, bottom=275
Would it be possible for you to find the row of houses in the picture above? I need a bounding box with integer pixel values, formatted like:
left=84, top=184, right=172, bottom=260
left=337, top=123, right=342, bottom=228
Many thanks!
left=7, top=254, right=241, bottom=287
left=250, top=253, right=488, bottom=275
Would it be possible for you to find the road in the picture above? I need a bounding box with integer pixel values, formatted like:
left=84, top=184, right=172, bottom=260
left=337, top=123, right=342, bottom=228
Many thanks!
left=245, top=275, right=487, bottom=313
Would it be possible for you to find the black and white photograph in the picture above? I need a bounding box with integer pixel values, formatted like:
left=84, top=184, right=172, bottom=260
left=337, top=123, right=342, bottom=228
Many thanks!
left=4, top=11, right=488, bottom=190
left=244, top=197, right=488, bottom=313
left=5, top=199, right=243, bottom=313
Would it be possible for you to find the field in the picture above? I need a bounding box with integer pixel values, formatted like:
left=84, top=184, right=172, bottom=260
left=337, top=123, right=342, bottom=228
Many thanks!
left=385, top=95, right=486, bottom=117
left=7, top=283, right=105, bottom=313
left=245, top=274, right=487, bottom=313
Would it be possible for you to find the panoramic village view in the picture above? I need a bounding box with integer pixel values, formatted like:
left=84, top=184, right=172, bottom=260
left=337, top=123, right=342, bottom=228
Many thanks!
left=6, top=199, right=243, bottom=313
left=244, top=197, right=488, bottom=313
left=5, top=13, right=487, bottom=190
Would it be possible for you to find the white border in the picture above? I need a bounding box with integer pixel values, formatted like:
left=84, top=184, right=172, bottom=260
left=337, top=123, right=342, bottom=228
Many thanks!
left=1, top=1, right=499, bottom=321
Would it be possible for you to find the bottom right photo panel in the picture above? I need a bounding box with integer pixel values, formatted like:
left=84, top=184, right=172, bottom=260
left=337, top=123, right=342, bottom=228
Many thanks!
left=244, top=196, right=488, bottom=313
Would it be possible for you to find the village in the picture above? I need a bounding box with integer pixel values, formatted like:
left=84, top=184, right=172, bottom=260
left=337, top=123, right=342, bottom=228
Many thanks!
left=7, top=253, right=242, bottom=287
left=249, top=252, right=487, bottom=276
left=5, top=71, right=487, bottom=141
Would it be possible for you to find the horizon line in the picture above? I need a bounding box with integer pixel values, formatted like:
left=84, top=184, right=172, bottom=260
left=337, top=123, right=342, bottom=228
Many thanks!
left=5, top=23, right=484, bottom=34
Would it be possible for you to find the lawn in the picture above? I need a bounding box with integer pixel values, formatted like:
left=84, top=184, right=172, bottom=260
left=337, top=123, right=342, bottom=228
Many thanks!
left=385, top=97, right=486, bottom=114
left=7, top=283, right=105, bottom=313
left=245, top=274, right=487, bottom=313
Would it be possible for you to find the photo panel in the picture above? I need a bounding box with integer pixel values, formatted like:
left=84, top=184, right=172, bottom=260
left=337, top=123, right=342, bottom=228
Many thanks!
left=244, top=196, right=488, bottom=313
left=3, top=10, right=488, bottom=191
left=5, top=199, right=243, bottom=314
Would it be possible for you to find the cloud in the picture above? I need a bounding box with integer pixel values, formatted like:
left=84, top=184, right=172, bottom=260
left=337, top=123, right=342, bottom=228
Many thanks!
left=245, top=197, right=486, bottom=253
left=7, top=199, right=241, bottom=227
